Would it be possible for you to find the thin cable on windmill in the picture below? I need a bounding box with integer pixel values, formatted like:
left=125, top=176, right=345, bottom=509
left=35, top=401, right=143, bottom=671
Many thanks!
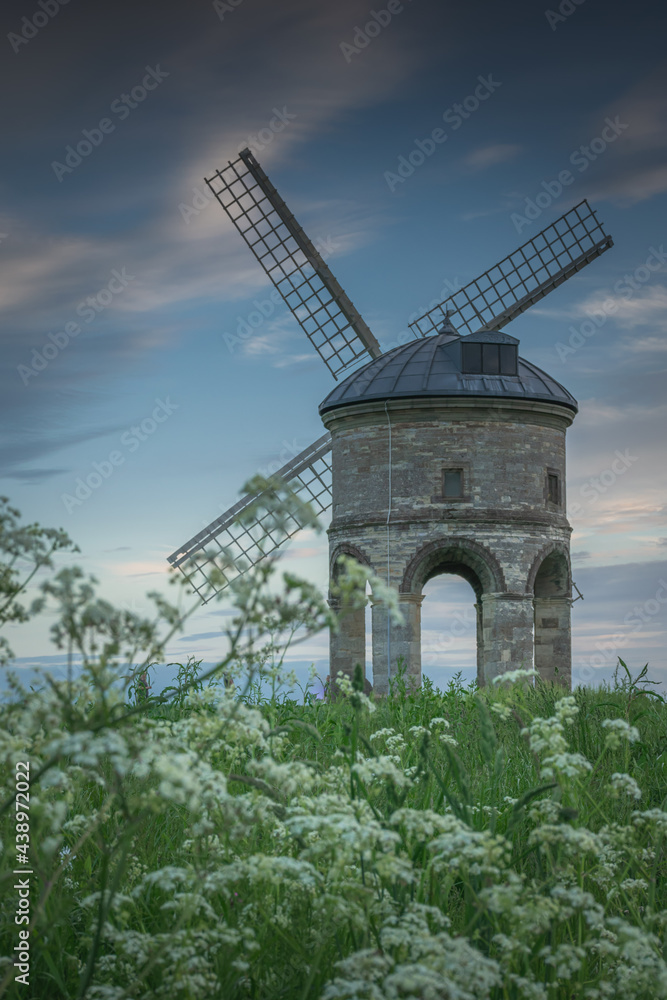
left=385, top=400, right=392, bottom=684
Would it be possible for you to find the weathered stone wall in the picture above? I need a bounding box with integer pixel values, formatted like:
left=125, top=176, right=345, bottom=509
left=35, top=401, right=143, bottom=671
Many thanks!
left=322, top=396, right=574, bottom=690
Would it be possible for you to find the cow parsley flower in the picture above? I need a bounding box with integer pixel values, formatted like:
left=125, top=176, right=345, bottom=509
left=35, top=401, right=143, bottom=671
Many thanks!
left=602, top=718, right=640, bottom=749
left=493, top=668, right=539, bottom=685
left=490, top=703, right=513, bottom=721
left=439, top=732, right=459, bottom=747
left=610, top=772, right=642, bottom=800
left=369, top=727, right=396, bottom=742
left=335, top=671, right=376, bottom=713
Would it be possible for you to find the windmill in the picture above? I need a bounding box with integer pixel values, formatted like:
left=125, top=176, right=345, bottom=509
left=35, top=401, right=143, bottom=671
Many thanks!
left=167, top=147, right=613, bottom=639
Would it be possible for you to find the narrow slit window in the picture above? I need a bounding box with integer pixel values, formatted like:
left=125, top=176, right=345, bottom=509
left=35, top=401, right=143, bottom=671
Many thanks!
left=461, top=342, right=482, bottom=373
left=547, top=473, right=560, bottom=504
left=444, top=469, right=463, bottom=498
left=482, top=343, right=500, bottom=374
left=499, top=344, right=518, bottom=375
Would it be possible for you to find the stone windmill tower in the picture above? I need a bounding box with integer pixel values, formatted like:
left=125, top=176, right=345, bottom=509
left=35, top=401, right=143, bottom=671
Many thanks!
left=168, top=148, right=613, bottom=691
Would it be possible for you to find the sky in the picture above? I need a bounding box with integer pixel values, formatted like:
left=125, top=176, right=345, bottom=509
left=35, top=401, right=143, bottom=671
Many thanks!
left=1, top=0, right=666, bottom=696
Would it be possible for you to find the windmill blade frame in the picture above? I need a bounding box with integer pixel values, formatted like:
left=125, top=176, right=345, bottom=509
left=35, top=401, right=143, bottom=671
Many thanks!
left=206, top=148, right=381, bottom=379
left=167, top=433, right=332, bottom=603
left=409, top=199, right=613, bottom=338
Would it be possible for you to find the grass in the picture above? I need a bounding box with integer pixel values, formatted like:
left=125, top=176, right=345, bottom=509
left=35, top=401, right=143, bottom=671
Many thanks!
left=2, top=658, right=666, bottom=999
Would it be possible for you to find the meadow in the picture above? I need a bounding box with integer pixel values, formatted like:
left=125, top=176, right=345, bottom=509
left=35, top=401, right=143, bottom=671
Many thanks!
left=1, top=491, right=666, bottom=999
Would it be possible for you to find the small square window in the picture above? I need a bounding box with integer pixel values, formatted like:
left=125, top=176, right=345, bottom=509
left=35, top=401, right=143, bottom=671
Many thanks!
left=547, top=473, right=560, bottom=504
left=444, top=469, right=463, bottom=497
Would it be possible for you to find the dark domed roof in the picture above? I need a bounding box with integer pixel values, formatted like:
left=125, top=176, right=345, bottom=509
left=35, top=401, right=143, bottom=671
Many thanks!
left=319, top=331, right=577, bottom=414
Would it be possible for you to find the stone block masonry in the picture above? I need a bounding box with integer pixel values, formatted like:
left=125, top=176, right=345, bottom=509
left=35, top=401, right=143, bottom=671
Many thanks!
left=322, top=396, right=574, bottom=692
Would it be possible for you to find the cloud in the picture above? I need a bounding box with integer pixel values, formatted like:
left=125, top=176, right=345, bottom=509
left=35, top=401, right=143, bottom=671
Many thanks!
left=464, top=143, right=521, bottom=170
left=0, top=0, right=427, bottom=477
left=582, top=64, right=667, bottom=206
left=577, top=285, right=667, bottom=334
left=111, top=561, right=171, bottom=577
left=6, top=468, right=70, bottom=484
left=177, top=631, right=223, bottom=643
left=0, top=423, right=130, bottom=481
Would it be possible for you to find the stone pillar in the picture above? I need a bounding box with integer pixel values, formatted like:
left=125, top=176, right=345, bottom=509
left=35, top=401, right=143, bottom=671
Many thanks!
left=371, top=595, right=423, bottom=694
left=393, top=594, right=423, bottom=691
left=534, top=597, right=572, bottom=687
left=475, top=601, right=484, bottom=688
left=371, top=601, right=390, bottom=697
left=328, top=598, right=366, bottom=688
left=481, top=593, right=535, bottom=684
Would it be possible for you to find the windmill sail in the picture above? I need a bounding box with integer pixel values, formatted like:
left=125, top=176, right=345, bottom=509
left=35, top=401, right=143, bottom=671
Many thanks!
left=409, top=200, right=613, bottom=338
left=206, top=149, right=381, bottom=379
left=167, top=433, right=332, bottom=602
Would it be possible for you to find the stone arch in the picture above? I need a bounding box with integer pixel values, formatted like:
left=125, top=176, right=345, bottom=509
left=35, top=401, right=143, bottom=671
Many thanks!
left=328, top=541, right=371, bottom=692
left=527, top=542, right=571, bottom=597
left=400, top=537, right=506, bottom=599
left=529, top=542, right=572, bottom=686
left=329, top=541, right=371, bottom=581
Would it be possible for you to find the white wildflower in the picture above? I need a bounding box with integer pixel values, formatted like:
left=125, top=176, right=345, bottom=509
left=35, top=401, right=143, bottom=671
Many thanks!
left=429, top=817, right=511, bottom=877
left=428, top=716, right=449, bottom=728
left=369, top=727, right=396, bottom=742
left=490, top=703, right=513, bottom=720
left=540, top=942, right=586, bottom=978
left=619, top=878, right=648, bottom=893
left=530, top=824, right=602, bottom=856
left=352, top=755, right=412, bottom=790
left=493, top=668, right=539, bottom=685
left=439, top=732, right=459, bottom=747
left=335, top=671, right=376, bottom=713
left=632, top=808, right=667, bottom=834
left=610, top=772, right=642, bottom=800
left=602, top=718, right=640, bottom=749
left=541, top=750, right=592, bottom=779
left=386, top=733, right=407, bottom=753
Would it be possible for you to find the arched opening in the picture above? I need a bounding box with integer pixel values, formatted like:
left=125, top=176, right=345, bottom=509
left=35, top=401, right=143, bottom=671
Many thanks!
left=394, top=538, right=507, bottom=689
left=532, top=547, right=572, bottom=686
left=421, top=573, right=479, bottom=690
left=329, top=544, right=371, bottom=690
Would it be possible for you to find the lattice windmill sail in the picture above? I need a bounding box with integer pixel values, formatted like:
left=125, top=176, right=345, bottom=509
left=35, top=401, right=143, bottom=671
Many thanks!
left=168, top=149, right=613, bottom=602
left=206, top=148, right=381, bottom=377
left=408, top=200, right=613, bottom=339
left=168, top=433, right=332, bottom=604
